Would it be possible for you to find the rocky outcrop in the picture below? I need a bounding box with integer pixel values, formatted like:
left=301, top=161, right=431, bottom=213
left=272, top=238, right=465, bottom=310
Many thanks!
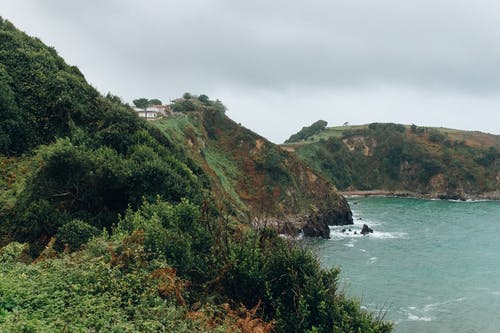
left=302, top=218, right=330, bottom=238
left=360, top=224, right=373, bottom=235
left=279, top=222, right=300, bottom=238
left=295, top=195, right=353, bottom=238
left=319, top=196, right=353, bottom=226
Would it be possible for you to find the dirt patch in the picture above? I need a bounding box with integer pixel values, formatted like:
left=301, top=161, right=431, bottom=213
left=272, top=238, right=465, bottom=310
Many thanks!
left=255, top=139, right=265, bottom=151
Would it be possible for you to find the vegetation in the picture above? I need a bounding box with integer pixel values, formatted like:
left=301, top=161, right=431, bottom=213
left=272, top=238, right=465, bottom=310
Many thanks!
left=133, top=98, right=162, bottom=108
left=0, top=18, right=391, bottom=332
left=285, top=120, right=328, bottom=143
left=171, top=93, right=226, bottom=114
left=289, top=122, right=500, bottom=197
left=153, top=105, right=352, bottom=225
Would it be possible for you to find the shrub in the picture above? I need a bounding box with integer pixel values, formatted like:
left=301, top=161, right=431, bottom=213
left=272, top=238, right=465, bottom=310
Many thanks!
left=221, top=230, right=393, bottom=333
left=428, top=129, right=447, bottom=143
left=285, top=120, right=328, bottom=143
left=0, top=242, right=29, bottom=263
left=55, top=219, right=99, bottom=251
left=115, top=198, right=214, bottom=281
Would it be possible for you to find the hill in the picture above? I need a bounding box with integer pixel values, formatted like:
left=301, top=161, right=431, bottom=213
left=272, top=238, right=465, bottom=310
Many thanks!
left=284, top=122, right=500, bottom=200
left=0, top=18, right=391, bottom=332
left=153, top=97, right=352, bottom=238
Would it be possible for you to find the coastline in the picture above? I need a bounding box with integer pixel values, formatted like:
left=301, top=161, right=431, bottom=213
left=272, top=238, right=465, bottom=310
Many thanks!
left=342, top=190, right=500, bottom=201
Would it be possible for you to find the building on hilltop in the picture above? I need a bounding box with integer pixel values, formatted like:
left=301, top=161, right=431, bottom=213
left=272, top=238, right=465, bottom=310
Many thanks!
left=133, top=105, right=172, bottom=120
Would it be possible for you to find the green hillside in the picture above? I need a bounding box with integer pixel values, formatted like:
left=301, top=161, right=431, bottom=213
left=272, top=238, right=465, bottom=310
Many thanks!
left=285, top=122, right=500, bottom=199
left=0, top=18, right=391, bottom=332
left=153, top=98, right=352, bottom=236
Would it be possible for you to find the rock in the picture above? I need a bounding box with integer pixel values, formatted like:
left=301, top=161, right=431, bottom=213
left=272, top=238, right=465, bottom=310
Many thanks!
left=320, top=196, right=354, bottom=226
left=360, top=224, right=373, bottom=235
left=302, top=218, right=330, bottom=239
left=349, top=228, right=352, bottom=232
left=438, top=193, right=466, bottom=201
left=280, top=221, right=300, bottom=237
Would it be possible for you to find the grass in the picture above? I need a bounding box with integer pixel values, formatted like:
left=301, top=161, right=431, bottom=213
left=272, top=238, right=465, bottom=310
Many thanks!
left=152, top=115, right=246, bottom=211
left=0, top=155, right=39, bottom=212
left=202, top=148, right=245, bottom=209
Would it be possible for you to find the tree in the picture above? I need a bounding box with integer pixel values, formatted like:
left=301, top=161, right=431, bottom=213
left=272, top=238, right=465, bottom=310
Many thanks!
left=148, top=98, right=162, bottom=106
left=410, top=124, right=417, bottom=133
left=285, top=120, right=328, bottom=143
left=133, top=98, right=149, bottom=109
left=198, top=94, right=209, bottom=104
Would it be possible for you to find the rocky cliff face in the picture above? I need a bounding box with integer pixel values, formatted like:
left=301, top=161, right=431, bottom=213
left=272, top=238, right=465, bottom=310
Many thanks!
left=155, top=107, right=352, bottom=238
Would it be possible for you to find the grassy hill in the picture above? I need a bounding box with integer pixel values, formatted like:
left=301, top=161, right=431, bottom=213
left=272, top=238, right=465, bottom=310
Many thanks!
left=0, top=18, right=391, bottom=332
left=153, top=99, right=352, bottom=236
left=284, top=122, right=500, bottom=200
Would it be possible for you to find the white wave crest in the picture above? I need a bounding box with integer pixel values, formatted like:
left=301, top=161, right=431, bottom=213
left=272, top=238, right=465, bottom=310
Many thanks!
left=408, top=314, right=432, bottom=322
left=329, top=227, right=407, bottom=240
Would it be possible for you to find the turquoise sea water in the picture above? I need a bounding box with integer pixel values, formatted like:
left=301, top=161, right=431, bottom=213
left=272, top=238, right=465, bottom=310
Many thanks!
left=307, top=197, right=500, bottom=333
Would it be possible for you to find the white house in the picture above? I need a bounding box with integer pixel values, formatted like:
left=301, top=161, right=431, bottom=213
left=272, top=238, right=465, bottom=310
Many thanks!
left=133, top=105, right=171, bottom=120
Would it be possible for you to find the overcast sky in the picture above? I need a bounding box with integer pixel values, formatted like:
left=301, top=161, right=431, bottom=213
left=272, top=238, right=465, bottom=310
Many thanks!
left=1, top=1, right=500, bottom=142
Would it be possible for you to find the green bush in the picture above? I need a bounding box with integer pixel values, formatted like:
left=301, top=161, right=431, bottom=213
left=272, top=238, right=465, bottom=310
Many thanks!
left=115, top=198, right=213, bottom=281
left=0, top=242, right=28, bottom=263
left=221, top=230, right=392, bottom=333
left=55, top=219, right=99, bottom=251
left=0, top=240, right=228, bottom=332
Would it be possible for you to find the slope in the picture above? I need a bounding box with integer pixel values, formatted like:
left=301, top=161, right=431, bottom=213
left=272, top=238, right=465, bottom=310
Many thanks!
left=154, top=96, right=353, bottom=237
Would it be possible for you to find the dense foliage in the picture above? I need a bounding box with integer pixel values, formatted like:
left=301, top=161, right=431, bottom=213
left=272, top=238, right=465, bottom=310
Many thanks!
left=293, top=123, right=500, bottom=196
left=1, top=199, right=391, bottom=332
left=0, top=239, right=232, bottom=332
left=0, top=18, right=207, bottom=254
left=285, top=120, right=328, bottom=143
left=0, top=18, right=392, bottom=332
left=171, top=93, right=226, bottom=114
left=133, top=98, right=162, bottom=108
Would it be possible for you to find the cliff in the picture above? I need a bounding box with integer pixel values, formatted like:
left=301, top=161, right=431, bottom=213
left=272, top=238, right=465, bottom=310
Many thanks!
left=154, top=100, right=352, bottom=237
left=284, top=122, right=500, bottom=200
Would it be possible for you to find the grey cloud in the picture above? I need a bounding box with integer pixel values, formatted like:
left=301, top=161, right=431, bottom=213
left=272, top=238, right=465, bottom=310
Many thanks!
left=16, top=0, right=500, bottom=93
left=1, top=0, right=500, bottom=141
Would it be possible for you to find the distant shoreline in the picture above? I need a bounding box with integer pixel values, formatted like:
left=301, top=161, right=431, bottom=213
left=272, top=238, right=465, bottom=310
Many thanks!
left=342, top=190, right=500, bottom=201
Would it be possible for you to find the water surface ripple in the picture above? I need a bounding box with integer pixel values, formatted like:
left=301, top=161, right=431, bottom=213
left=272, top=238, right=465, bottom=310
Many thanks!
left=307, top=197, right=500, bottom=333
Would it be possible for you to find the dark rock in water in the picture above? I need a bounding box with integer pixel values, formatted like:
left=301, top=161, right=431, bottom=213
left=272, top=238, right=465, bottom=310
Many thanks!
left=358, top=217, right=363, bottom=220
left=438, top=193, right=466, bottom=201
left=349, top=228, right=352, bottom=232
left=342, top=228, right=346, bottom=233
left=302, top=218, right=330, bottom=239
left=280, top=221, right=300, bottom=237
left=301, top=195, right=354, bottom=238
left=321, top=196, right=354, bottom=226
left=360, top=224, right=374, bottom=235
left=354, top=231, right=357, bottom=235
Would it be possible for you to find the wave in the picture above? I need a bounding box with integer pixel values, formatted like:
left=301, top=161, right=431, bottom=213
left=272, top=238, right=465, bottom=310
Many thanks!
left=330, top=227, right=407, bottom=240
left=423, top=297, right=467, bottom=312
left=407, top=313, right=433, bottom=322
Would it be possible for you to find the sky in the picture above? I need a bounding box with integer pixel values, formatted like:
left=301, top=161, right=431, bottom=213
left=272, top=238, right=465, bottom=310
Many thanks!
left=1, top=0, right=500, bottom=143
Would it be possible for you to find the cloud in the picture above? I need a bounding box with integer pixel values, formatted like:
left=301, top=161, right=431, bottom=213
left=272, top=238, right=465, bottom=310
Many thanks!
left=1, top=0, right=500, bottom=141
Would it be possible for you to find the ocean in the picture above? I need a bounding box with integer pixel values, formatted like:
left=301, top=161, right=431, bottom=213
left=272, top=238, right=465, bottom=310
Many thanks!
left=307, top=197, right=500, bottom=332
